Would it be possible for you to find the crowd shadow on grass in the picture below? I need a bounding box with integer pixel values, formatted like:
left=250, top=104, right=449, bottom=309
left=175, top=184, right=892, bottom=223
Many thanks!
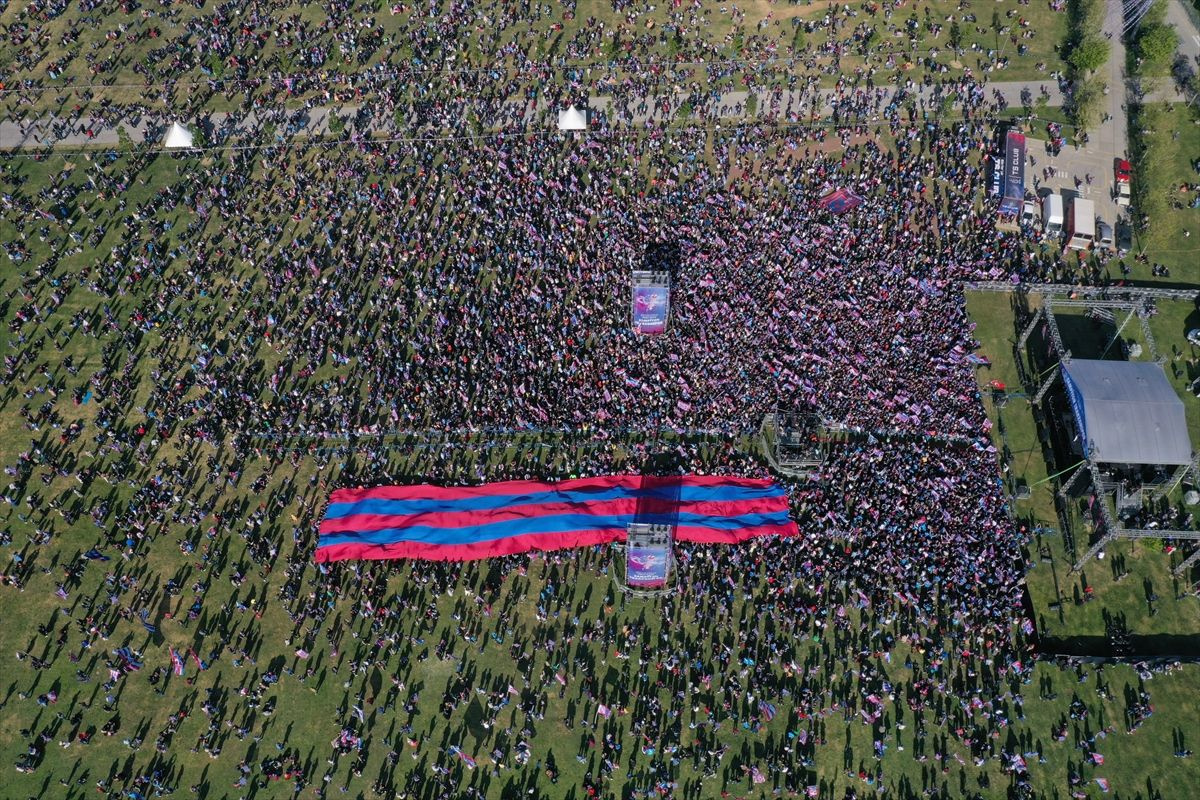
left=1039, top=632, right=1200, bottom=658
left=1053, top=313, right=1120, bottom=360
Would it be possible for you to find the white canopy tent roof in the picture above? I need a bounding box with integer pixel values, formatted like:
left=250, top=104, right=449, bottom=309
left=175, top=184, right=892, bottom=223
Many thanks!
left=557, top=106, right=588, bottom=131
left=164, top=122, right=194, bottom=149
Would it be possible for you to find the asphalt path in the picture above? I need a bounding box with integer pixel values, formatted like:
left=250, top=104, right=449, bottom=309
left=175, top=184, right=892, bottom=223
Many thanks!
left=0, top=81, right=1072, bottom=150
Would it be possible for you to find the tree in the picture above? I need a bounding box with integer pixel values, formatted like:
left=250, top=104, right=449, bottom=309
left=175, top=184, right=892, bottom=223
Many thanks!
left=949, top=21, right=962, bottom=52
left=1136, top=23, right=1179, bottom=76
left=1069, top=76, right=1106, bottom=132
left=1141, top=0, right=1168, bottom=29
left=863, top=28, right=880, bottom=53
left=1034, top=94, right=1050, bottom=122
left=1068, top=36, right=1110, bottom=75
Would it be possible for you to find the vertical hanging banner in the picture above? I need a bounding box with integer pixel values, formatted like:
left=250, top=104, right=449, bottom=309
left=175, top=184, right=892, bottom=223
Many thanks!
left=998, top=130, right=1026, bottom=216
left=632, top=270, right=670, bottom=334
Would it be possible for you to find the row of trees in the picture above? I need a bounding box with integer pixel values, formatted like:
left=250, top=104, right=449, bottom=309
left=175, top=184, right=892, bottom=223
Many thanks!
left=1063, top=0, right=1181, bottom=133
left=1063, top=0, right=1109, bottom=132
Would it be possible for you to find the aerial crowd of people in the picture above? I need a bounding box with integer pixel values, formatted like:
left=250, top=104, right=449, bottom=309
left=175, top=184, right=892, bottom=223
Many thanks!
left=1, top=0, right=1189, bottom=799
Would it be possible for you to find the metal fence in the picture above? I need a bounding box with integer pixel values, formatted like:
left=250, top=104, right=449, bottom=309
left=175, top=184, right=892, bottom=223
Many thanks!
left=963, top=281, right=1200, bottom=301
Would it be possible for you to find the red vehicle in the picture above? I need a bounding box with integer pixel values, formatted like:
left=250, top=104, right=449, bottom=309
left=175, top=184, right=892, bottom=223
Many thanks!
left=1115, top=159, right=1132, bottom=183
left=1114, top=159, right=1131, bottom=207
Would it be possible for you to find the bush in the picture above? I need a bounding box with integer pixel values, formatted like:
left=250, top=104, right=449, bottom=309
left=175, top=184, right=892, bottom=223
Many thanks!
left=1067, top=36, right=1110, bottom=75
left=1134, top=22, right=1179, bottom=76
left=1070, top=0, right=1105, bottom=35
left=1068, top=76, right=1106, bottom=132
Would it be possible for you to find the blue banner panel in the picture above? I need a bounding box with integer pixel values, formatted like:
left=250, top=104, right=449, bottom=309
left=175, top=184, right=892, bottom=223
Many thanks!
left=1061, top=366, right=1088, bottom=448
left=633, top=285, right=670, bottom=334
left=626, top=544, right=670, bottom=588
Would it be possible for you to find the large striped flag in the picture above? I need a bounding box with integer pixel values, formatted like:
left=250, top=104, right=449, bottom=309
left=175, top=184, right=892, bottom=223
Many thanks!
left=316, top=475, right=796, bottom=562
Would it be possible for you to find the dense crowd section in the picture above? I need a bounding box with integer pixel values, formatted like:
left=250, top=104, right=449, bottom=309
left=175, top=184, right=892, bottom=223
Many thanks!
left=0, top=87, right=1055, bottom=797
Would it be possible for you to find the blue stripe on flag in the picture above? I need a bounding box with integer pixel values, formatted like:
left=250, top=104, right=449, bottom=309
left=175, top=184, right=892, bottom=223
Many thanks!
left=324, top=484, right=784, bottom=519
left=317, top=511, right=792, bottom=549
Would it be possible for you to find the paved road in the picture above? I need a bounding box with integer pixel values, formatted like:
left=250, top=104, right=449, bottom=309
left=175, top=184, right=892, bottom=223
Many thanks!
left=1084, top=0, right=1132, bottom=229
left=0, top=77, right=1171, bottom=155
left=1170, top=0, right=1200, bottom=67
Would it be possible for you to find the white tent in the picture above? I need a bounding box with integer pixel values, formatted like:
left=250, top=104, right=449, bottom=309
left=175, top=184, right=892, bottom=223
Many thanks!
left=556, top=106, right=587, bottom=132
left=164, top=122, right=194, bottom=149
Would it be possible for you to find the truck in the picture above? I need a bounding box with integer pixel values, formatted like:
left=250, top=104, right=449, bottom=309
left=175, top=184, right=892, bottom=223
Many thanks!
left=1065, top=197, right=1095, bottom=252
left=1114, top=159, right=1131, bottom=207
left=1042, top=193, right=1064, bottom=241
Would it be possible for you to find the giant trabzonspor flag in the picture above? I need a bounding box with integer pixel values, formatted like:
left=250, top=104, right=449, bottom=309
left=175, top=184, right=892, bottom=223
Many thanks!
left=316, top=475, right=796, bottom=562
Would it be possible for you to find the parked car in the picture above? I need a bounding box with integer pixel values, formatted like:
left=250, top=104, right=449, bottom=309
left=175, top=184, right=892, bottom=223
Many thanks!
left=1116, top=220, right=1132, bottom=256
left=1042, top=193, right=1064, bottom=241
left=1116, top=181, right=1130, bottom=207
left=1021, top=200, right=1040, bottom=227
left=1096, top=221, right=1114, bottom=250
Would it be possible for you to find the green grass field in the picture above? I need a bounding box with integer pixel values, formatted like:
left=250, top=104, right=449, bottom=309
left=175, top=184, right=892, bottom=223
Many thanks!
left=1126, top=101, right=1200, bottom=284
left=0, top=158, right=1198, bottom=799
left=3, top=12, right=1200, bottom=796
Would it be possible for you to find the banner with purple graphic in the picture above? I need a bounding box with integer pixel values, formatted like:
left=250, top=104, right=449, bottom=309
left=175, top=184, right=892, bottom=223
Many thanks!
left=626, top=544, right=670, bottom=588
left=632, top=285, right=670, bottom=334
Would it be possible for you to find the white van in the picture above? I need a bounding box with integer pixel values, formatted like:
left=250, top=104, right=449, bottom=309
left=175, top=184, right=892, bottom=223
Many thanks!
left=1042, top=194, right=1064, bottom=240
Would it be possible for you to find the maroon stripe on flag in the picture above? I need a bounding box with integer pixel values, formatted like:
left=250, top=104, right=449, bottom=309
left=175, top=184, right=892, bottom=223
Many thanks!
left=674, top=522, right=798, bottom=543
left=329, top=474, right=779, bottom=504
left=315, top=528, right=629, bottom=562
left=315, top=520, right=799, bottom=563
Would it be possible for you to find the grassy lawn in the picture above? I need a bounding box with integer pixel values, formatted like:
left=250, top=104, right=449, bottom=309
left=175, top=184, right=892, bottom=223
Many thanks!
left=965, top=292, right=1060, bottom=526
left=1126, top=101, right=1200, bottom=284
left=2, top=515, right=1200, bottom=800
left=1147, top=297, right=1200, bottom=445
